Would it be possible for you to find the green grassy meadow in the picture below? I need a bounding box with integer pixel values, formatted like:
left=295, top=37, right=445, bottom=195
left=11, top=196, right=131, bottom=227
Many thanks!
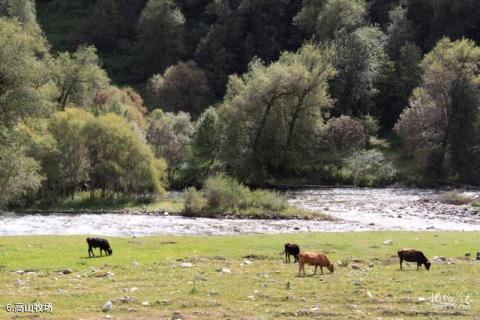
left=1, top=232, right=480, bottom=319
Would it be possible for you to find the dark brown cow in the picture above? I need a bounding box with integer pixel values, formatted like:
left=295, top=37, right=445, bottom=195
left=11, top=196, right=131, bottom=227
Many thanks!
left=398, top=248, right=431, bottom=271
left=280, top=243, right=300, bottom=263
left=87, top=238, right=113, bottom=257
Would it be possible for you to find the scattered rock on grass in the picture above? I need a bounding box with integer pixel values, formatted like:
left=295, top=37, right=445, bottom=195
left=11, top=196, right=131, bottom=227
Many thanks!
left=417, top=297, right=426, bottom=304
left=15, top=270, right=25, bottom=275
left=102, top=301, right=112, bottom=312
left=351, top=264, right=361, bottom=270
left=63, top=269, right=73, bottom=275
left=383, top=240, right=393, bottom=245
left=221, top=268, right=231, bottom=274
left=119, top=296, right=132, bottom=303
left=433, top=256, right=446, bottom=262
left=180, top=263, right=192, bottom=268
left=171, top=311, right=184, bottom=320
left=352, top=280, right=362, bottom=286
left=141, top=301, right=149, bottom=306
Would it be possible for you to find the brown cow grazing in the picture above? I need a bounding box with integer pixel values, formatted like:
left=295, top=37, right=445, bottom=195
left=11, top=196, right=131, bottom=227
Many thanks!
left=398, top=248, right=431, bottom=271
left=280, top=243, right=300, bottom=263
left=298, top=252, right=334, bottom=276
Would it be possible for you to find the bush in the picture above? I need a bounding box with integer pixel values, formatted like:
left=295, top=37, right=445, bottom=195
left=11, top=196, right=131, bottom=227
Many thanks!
left=183, top=174, right=290, bottom=217
left=183, top=187, right=207, bottom=216
left=438, top=191, right=473, bottom=205
left=341, top=150, right=398, bottom=186
left=322, top=116, right=368, bottom=158
left=360, top=114, right=380, bottom=136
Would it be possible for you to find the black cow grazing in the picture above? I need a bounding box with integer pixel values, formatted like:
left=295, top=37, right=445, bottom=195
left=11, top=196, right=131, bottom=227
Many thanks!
left=280, top=243, right=300, bottom=263
left=398, top=248, right=431, bottom=271
left=87, top=238, right=112, bottom=257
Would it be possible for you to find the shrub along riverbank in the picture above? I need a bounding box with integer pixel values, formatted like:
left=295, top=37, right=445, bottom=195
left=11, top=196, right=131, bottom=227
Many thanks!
left=12, top=176, right=331, bottom=220
left=183, top=175, right=331, bottom=219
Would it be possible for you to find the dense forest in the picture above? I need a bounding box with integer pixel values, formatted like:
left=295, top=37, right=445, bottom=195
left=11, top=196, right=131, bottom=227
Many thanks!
left=1, top=0, right=480, bottom=209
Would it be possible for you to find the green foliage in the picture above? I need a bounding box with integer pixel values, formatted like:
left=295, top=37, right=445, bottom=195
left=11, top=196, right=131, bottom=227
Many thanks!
left=360, top=114, right=380, bottom=136
left=296, top=0, right=366, bottom=42
left=438, top=190, right=474, bottom=205
left=0, top=17, right=54, bottom=125
left=407, top=0, right=480, bottom=51
left=0, top=126, right=44, bottom=208
left=321, top=116, right=367, bottom=159
left=341, top=149, right=398, bottom=186
left=0, top=0, right=42, bottom=34
left=295, top=1, right=388, bottom=120
left=219, top=43, right=336, bottom=182
left=395, top=38, right=480, bottom=177
left=53, top=45, right=110, bottom=110
left=93, top=86, right=147, bottom=133
left=183, top=174, right=296, bottom=217
left=136, top=0, right=185, bottom=79
left=180, top=107, right=223, bottom=185
left=2, top=0, right=480, bottom=199
left=331, top=25, right=393, bottom=116
left=377, top=42, right=422, bottom=128
left=183, top=187, right=207, bottom=216
left=449, top=80, right=480, bottom=183
left=146, top=61, right=211, bottom=116
left=192, top=107, right=220, bottom=167
left=18, top=110, right=167, bottom=201
left=195, top=0, right=305, bottom=98
left=83, top=113, right=167, bottom=196
left=47, top=108, right=93, bottom=198
left=146, top=109, right=195, bottom=174
left=386, top=3, right=414, bottom=59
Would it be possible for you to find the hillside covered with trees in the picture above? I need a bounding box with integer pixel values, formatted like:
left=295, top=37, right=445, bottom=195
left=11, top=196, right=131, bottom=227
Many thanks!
left=1, top=0, right=480, bottom=209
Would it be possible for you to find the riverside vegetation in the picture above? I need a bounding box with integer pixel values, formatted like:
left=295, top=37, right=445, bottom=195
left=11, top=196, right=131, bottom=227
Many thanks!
left=1, top=1, right=480, bottom=213
left=1, top=232, right=479, bottom=319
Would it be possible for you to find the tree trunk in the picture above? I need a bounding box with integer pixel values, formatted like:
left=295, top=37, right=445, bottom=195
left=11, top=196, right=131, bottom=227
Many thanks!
left=281, top=91, right=309, bottom=168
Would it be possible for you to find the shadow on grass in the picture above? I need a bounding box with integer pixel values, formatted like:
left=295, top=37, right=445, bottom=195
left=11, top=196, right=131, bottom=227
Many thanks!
left=80, top=255, right=111, bottom=260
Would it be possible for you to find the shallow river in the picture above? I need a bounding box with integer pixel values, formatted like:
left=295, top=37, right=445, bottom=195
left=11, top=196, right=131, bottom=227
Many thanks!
left=1, top=188, right=480, bottom=236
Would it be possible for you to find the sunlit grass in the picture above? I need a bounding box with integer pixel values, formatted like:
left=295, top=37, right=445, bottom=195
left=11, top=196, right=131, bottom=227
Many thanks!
left=1, top=232, right=480, bottom=319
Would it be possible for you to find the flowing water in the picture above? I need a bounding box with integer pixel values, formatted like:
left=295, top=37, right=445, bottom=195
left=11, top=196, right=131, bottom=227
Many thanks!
left=1, top=188, right=479, bottom=236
